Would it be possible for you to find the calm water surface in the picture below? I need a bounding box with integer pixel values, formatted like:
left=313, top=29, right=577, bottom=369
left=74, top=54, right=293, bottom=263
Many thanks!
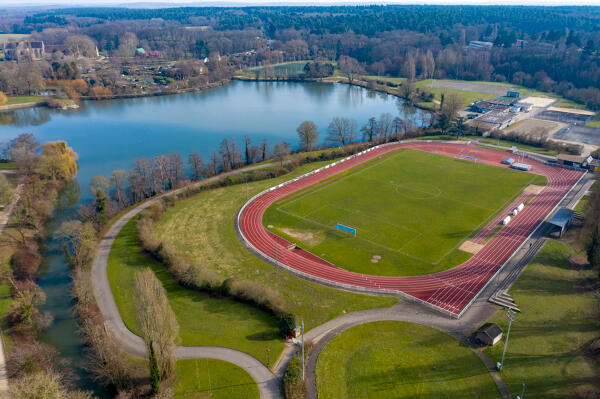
left=0, top=81, right=428, bottom=395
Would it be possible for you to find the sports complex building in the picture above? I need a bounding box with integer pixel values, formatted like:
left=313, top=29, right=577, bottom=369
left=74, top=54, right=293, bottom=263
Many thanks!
left=236, top=141, right=585, bottom=318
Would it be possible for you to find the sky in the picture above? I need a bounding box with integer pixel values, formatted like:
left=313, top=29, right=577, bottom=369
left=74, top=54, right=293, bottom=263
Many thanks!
left=2, top=0, right=600, bottom=5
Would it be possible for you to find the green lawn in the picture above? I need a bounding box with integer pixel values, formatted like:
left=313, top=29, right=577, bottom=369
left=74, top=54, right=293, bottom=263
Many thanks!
left=552, top=99, right=590, bottom=110
left=175, top=359, right=259, bottom=399
left=107, top=218, right=285, bottom=365
left=0, top=34, right=30, bottom=41
left=466, top=136, right=559, bottom=156
left=316, top=321, right=500, bottom=399
left=588, top=114, right=600, bottom=128
left=155, top=161, right=398, bottom=332
left=5, top=95, right=45, bottom=105
left=415, top=79, right=498, bottom=107
left=363, top=75, right=406, bottom=85
left=484, top=239, right=600, bottom=398
left=0, top=162, right=16, bottom=170
left=413, top=79, right=569, bottom=110
left=263, top=149, right=545, bottom=276
left=247, top=61, right=311, bottom=77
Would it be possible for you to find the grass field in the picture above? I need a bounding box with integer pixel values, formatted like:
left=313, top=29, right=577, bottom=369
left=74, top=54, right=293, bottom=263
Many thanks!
left=484, top=239, right=599, bottom=398
left=155, top=161, right=398, bottom=332
left=588, top=114, right=600, bottom=128
left=263, top=149, right=545, bottom=276
left=5, top=95, right=45, bottom=105
left=0, top=34, right=30, bottom=41
left=246, top=61, right=311, bottom=77
left=413, top=79, right=575, bottom=111
left=175, top=359, right=259, bottom=399
left=465, top=136, right=559, bottom=156
left=316, top=321, right=500, bottom=399
left=0, top=162, right=16, bottom=170
left=363, top=75, right=406, bottom=85
left=107, top=218, right=285, bottom=365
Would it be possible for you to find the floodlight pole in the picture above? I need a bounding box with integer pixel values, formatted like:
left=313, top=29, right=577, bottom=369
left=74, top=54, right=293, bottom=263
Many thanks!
left=499, top=310, right=516, bottom=371
left=206, top=358, right=212, bottom=395
left=301, top=319, right=305, bottom=380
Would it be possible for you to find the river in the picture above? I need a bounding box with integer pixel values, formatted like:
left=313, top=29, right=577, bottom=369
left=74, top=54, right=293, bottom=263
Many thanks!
left=0, top=80, right=428, bottom=395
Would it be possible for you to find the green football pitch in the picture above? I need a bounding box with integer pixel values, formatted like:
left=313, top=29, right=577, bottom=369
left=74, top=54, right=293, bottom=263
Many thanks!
left=263, top=149, right=546, bottom=276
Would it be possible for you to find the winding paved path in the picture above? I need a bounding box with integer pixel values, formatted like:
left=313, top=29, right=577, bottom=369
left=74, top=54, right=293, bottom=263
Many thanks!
left=91, top=163, right=284, bottom=399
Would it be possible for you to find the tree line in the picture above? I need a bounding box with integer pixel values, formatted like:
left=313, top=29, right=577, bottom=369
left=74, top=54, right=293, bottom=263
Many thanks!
left=0, top=134, right=91, bottom=397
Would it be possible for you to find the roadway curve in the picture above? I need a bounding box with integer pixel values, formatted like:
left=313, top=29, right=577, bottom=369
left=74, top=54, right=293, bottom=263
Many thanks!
left=91, top=165, right=283, bottom=399
left=237, top=142, right=584, bottom=317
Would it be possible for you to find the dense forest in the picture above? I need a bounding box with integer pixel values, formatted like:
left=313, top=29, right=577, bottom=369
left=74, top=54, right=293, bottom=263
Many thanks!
left=2, top=5, right=600, bottom=108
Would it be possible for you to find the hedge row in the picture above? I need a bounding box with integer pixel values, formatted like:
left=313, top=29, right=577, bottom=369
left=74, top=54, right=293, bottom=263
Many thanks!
left=137, top=208, right=296, bottom=337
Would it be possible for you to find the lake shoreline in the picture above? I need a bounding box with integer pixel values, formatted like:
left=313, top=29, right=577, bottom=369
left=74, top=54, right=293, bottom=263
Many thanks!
left=0, top=79, right=230, bottom=113
left=233, top=74, right=439, bottom=113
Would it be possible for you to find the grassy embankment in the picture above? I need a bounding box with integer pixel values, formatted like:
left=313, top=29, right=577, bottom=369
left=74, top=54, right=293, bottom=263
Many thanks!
left=264, top=149, right=545, bottom=276
left=483, top=237, right=600, bottom=398
left=108, top=160, right=397, bottom=369
left=316, top=321, right=500, bottom=399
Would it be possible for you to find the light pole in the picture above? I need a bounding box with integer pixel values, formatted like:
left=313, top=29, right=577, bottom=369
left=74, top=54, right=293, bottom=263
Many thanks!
left=499, top=309, right=517, bottom=371
left=517, top=382, right=525, bottom=399
left=206, top=358, right=212, bottom=396
left=301, top=319, right=305, bottom=380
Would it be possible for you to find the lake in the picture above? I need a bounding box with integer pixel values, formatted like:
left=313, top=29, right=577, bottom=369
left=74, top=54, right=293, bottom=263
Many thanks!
left=0, top=80, right=428, bottom=395
left=1, top=80, right=428, bottom=201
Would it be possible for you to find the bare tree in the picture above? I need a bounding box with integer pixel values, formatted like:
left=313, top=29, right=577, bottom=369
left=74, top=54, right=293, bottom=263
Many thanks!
left=273, top=142, right=291, bottom=166
left=338, top=55, right=364, bottom=83
left=9, top=133, right=40, bottom=175
left=327, top=117, right=357, bottom=145
left=209, top=150, right=219, bottom=176
left=127, top=169, right=144, bottom=203
left=261, top=139, right=268, bottom=162
left=188, top=152, right=204, bottom=181
left=360, top=117, right=378, bottom=142
left=133, top=268, right=179, bottom=382
left=110, top=170, right=128, bottom=207
left=392, top=117, right=405, bottom=140
left=55, top=220, right=97, bottom=269
left=153, top=155, right=169, bottom=192
left=378, top=113, right=393, bottom=141
left=296, top=121, right=319, bottom=152
left=133, top=157, right=154, bottom=197
left=402, top=54, right=416, bottom=81
left=219, top=138, right=233, bottom=171
left=89, top=175, right=109, bottom=197
left=167, top=152, right=184, bottom=188
left=442, top=93, right=461, bottom=120
left=243, top=135, right=253, bottom=165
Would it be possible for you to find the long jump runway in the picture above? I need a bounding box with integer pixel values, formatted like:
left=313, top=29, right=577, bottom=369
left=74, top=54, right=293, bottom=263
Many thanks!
left=237, top=142, right=584, bottom=317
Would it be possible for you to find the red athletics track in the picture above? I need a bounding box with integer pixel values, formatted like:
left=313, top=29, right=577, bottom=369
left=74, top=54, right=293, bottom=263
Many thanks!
left=237, top=142, right=584, bottom=317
